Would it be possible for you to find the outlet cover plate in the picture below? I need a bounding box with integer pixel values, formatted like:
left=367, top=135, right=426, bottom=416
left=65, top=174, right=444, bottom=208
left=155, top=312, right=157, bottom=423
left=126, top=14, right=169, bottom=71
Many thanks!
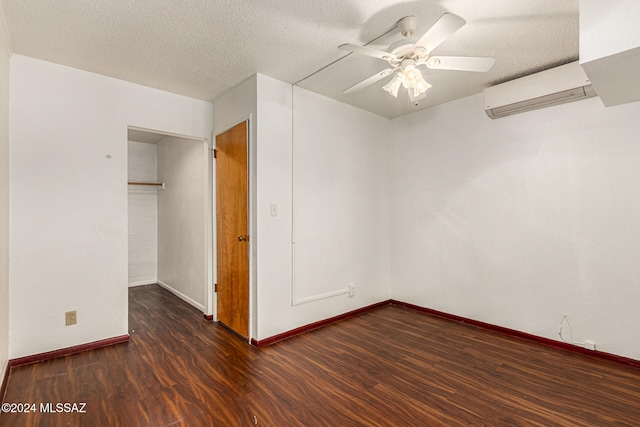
left=65, top=310, right=77, bottom=326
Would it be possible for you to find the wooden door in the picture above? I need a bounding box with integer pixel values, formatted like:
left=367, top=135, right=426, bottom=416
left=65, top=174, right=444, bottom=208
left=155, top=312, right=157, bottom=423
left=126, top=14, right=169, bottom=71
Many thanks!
left=216, top=121, right=249, bottom=338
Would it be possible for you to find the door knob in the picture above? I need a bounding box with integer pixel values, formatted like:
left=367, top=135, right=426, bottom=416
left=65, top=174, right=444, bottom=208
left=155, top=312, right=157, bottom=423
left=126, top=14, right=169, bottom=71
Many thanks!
left=237, top=235, right=249, bottom=241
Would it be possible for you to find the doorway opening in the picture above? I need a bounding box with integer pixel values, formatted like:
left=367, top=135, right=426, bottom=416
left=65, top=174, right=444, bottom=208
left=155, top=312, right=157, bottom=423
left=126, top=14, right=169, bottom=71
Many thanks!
left=127, top=127, right=209, bottom=315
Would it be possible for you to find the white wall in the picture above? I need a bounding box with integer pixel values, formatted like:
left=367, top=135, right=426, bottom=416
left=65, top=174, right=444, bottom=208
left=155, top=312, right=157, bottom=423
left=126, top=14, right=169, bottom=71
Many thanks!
left=9, top=55, right=212, bottom=358
left=579, top=1, right=640, bottom=107
left=157, top=137, right=207, bottom=310
left=128, top=141, right=158, bottom=182
left=255, top=76, right=391, bottom=340
left=289, top=87, right=391, bottom=305
left=390, top=94, right=640, bottom=360
left=127, top=141, right=158, bottom=286
left=0, top=3, right=11, bottom=383
left=579, top=0, right=640, bottom=62
left=254, top=75, right=292, bottom=339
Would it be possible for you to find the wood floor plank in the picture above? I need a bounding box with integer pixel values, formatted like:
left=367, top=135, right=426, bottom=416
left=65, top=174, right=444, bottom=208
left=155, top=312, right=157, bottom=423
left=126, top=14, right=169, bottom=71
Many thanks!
left=2, top=284, right=640, bottom=426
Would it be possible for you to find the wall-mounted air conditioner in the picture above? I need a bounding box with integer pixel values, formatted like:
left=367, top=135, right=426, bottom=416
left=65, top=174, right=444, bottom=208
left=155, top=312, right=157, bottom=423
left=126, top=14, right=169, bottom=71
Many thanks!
left=483, top=61, right=596, bottom=119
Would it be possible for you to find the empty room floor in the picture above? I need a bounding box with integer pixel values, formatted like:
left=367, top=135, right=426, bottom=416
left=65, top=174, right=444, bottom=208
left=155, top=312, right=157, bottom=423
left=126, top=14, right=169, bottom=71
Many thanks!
left=1, top=284, right=640, bottom=426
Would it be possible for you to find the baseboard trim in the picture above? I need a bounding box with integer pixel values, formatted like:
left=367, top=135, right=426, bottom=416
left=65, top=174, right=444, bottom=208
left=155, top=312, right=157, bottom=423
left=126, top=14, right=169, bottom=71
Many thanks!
left=128, top=279, right=158, bottom=287
left=157, top=281, right=205, bottom=312
left=1, top=362, right=8, bottom=402
left=203, top=314, right=214, bottom=321
left=251, top=300, right=392, bottom=347
left=391, top=300, right=640, bottom=369
left=250, top=298, right=640, bottom=368
left=8, top=335, right=130, bottom=368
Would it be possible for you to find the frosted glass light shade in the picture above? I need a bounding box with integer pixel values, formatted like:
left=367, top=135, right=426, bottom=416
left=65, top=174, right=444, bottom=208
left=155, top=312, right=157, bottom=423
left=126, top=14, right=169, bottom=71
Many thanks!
left=383, top=75, right=402, bottom=97
left=385, top=65, right=431, bottom=99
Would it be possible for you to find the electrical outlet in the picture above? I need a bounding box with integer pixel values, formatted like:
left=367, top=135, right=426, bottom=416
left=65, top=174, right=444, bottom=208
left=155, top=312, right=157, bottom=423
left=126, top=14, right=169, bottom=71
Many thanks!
left=65, top=310, right=77, bottom=326
left=348, top=282, right=355, bottom=297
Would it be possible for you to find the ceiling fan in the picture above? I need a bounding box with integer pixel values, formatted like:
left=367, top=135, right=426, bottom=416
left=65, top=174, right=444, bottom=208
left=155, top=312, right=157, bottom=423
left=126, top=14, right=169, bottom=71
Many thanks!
left=339, top=13, right=495, bottom=102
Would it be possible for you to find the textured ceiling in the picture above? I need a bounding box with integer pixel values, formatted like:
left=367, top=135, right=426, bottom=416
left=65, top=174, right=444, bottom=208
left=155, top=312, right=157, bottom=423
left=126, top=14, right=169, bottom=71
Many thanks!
left=1, top=0, right=579, bottom=118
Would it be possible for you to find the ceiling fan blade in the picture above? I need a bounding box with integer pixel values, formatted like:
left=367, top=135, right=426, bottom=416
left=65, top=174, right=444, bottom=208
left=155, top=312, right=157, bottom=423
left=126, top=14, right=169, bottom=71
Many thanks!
left=344, top=68, right=396, bottom=94
left=414, top=13, right=466, bottom=53
left=425, top=56, right=495, bottom=72
left=339, top=43, right=398, bottom=61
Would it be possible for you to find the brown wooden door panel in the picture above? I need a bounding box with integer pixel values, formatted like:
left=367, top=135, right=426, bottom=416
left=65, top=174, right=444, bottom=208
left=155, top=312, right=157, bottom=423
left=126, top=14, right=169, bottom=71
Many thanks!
left=216, top=121, right=249, bottom=338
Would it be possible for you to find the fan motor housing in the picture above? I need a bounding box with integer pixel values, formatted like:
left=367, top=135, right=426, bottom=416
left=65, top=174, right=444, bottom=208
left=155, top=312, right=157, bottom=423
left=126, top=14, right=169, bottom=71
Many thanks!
left=389, top=39, right=416, bottom=56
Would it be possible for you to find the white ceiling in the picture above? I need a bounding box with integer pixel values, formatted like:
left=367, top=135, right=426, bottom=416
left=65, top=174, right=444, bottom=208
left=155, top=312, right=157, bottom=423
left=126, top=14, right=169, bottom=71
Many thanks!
left=1, top=0, right=579, bottom=118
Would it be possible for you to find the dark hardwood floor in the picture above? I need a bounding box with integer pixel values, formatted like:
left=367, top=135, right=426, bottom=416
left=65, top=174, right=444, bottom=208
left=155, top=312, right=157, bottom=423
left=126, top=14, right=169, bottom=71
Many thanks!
left=2, top=284, right=640, bottom=426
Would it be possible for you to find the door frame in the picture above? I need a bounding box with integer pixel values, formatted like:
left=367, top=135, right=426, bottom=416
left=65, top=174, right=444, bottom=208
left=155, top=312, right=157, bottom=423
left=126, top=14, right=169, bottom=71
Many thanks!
left=126, top=125, right=211, bottom=319
left=211, top=114, right=254, bottom=341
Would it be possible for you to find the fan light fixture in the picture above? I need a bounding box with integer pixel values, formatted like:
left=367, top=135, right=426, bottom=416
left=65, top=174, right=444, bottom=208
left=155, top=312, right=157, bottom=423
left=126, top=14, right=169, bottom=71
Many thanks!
left=382, top=61, right=431, bottom=99
left=339, top=13, right=496, bottom=103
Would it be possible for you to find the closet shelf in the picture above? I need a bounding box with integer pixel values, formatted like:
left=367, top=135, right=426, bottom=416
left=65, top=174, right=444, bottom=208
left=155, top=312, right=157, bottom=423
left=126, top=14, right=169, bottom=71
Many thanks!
left=128, top=181, right=165, bottom=189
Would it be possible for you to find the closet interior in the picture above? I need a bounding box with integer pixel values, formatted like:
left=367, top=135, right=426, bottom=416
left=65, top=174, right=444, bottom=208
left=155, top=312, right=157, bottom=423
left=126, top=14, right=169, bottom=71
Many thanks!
left=127, top=128, right=207, bottom=311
